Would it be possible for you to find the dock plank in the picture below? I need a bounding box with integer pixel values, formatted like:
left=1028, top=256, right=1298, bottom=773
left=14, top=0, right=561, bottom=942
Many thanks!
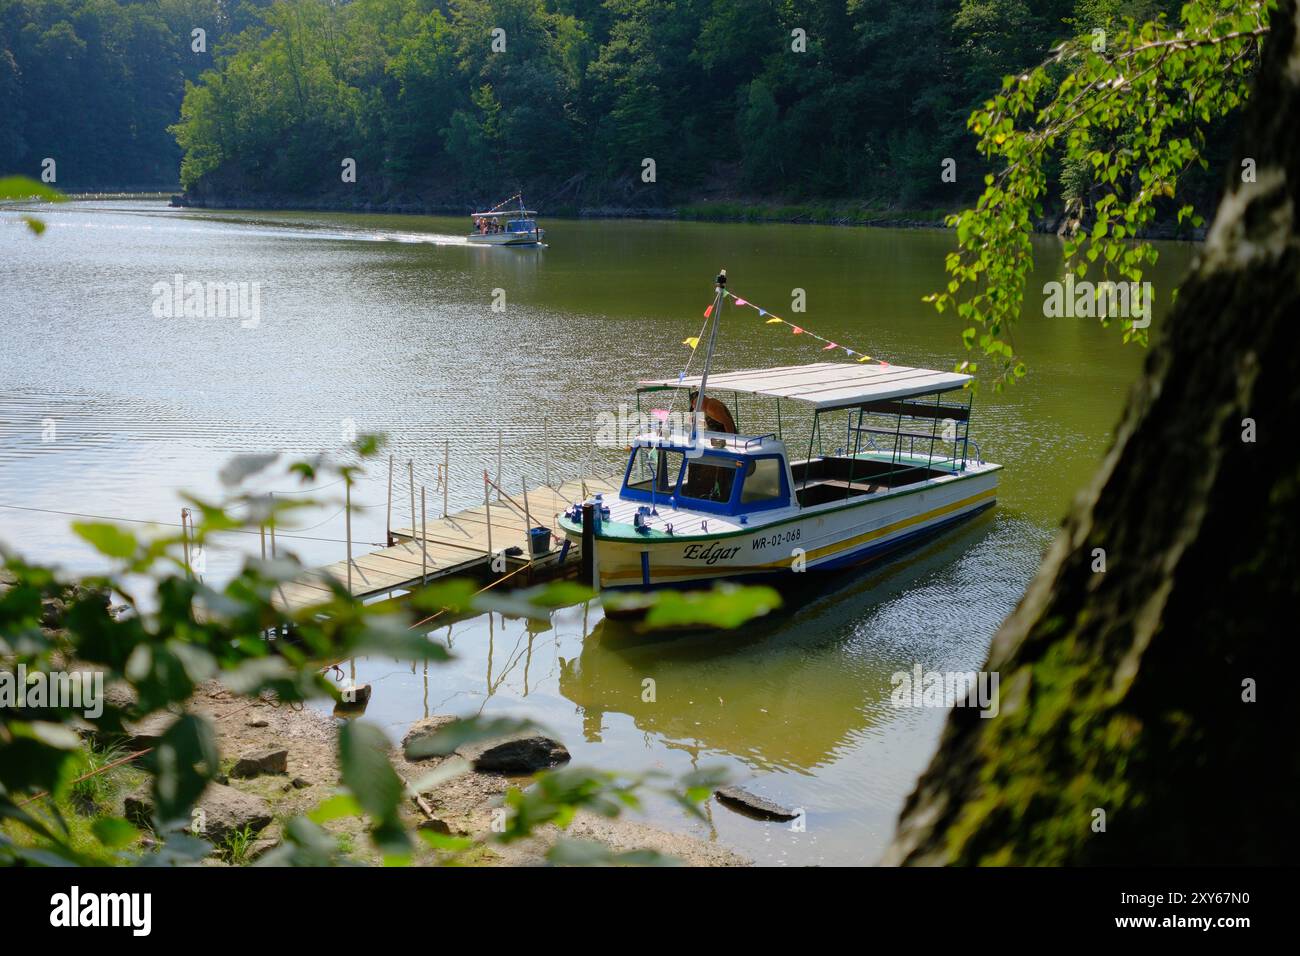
left=274, top=472, right=613, bottom=614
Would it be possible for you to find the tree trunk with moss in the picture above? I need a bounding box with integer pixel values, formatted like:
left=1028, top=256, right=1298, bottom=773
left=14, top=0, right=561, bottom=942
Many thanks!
left=884, top=0, right=1300, bottom=866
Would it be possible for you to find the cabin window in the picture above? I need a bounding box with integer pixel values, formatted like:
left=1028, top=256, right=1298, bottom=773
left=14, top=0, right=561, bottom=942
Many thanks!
left=627, top=447, right=683, bottom=493
left=679, top=457, right=739, bottom=503
left=740, top=457, right=785, bottom=504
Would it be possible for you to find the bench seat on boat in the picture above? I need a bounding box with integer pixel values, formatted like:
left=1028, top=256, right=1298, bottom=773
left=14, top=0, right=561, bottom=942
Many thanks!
left=791, top=456, right=952, bottom=507
left=796, top=477, right=887, bottom=507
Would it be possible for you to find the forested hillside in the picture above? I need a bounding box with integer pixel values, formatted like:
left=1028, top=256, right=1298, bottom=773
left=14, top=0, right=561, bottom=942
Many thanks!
left=3, top=0, right=1234, bottom=216
left=0, top=0, right=252, bottom=188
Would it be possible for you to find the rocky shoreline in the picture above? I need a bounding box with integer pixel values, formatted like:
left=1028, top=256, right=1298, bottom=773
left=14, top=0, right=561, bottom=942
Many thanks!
left=1, top=570, right=747, bottom=867
left=160, top=684, right=749, bottom=866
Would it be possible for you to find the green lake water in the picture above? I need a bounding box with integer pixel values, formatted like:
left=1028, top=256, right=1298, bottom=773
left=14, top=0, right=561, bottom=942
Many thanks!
left=0, top=200, right=1193, bottom=864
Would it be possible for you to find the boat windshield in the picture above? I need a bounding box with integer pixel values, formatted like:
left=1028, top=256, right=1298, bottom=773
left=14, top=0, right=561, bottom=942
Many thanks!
left=507, top=219, right=536, bottom=232
left=622, top=445, right=791, bottom=514
left=739, top=457, right=784, bottom=504
left=679, top=458, right=740, bottom=503
left=626, top=447, right=683, bottom=493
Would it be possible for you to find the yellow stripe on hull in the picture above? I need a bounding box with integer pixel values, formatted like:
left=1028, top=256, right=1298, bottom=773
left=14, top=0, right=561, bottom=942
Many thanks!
left=597, top=484, right=996, bottom=586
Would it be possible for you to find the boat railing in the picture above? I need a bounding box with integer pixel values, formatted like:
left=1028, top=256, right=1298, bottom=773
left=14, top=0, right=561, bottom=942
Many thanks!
left=847, top=426, right=968, bottom=474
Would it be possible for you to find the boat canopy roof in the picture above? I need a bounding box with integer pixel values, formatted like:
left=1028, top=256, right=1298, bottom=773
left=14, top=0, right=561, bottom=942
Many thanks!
left=471, top=210, right=538, bottom=217
left=639, top=361, right=971, bottom=411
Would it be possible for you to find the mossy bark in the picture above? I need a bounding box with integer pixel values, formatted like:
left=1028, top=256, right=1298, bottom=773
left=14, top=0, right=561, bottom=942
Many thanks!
left=885, top=0, right=1300, bottom=865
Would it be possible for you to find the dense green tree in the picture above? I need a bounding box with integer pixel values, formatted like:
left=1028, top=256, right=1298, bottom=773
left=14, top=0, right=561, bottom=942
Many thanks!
left=0, top=0, right=237, bottom=187
left=2, top=0, right=1253, bottom=216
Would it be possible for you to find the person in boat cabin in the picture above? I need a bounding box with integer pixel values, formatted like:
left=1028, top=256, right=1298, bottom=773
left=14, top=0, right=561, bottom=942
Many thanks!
left=679, top=393, right=740, bottom=502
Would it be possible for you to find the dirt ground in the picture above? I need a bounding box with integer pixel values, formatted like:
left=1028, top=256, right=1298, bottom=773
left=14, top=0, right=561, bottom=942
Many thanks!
left=193, top=682, right=748, bottom=866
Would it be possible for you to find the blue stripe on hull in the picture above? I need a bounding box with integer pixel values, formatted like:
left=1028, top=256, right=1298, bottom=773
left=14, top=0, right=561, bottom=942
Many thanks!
left=602, top=499, right=995, bottom=592
left=816, top=500, right=995, bottom=570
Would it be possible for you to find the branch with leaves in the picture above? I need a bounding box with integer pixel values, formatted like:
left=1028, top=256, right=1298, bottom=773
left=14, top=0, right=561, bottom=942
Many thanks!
left=927, top=0, right=1273, bottom=388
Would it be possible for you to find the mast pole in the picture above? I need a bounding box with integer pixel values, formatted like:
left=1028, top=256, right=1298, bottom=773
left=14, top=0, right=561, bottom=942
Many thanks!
left=692, top=269, right=727, bottom=444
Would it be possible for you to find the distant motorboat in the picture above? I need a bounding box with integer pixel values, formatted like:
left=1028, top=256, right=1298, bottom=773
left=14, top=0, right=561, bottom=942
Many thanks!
left=468, top=195, right=544, bottom=246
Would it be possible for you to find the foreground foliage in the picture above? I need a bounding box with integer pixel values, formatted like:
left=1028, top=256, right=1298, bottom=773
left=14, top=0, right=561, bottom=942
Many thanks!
left=0, top=441, right=758, bottom=867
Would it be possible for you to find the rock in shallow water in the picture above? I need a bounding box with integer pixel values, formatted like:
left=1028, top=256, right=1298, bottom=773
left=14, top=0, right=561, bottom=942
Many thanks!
left=714, top=785, right=798, bottom=821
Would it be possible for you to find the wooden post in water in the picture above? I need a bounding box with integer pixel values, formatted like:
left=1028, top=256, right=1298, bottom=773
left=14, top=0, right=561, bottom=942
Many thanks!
left=580, top=502, right=595, bottom=586
left=522, top=477, right=532, bottom=557
left=386, top=456, right=393, bottom=545
left=408, top=460, right=416, bottom=541
left=345, top=479, right=353, bottom=594
left=483, top=470, right=494, bottom=561
left=420, top=486, right=428, bottom=584
left=443, top=440, right=450, bottom=517
left=259, top=524, right=266, bottom=561
left=497, top=429, right=503, bottom=501
left=180, top=508, right=190, bottom=578
left=269, top=492, right=277, bottom=558
left=544, top=416, right=552, bottom=488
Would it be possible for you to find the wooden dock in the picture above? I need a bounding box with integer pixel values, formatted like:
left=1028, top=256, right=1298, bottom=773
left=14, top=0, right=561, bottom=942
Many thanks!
left=271, top=473, right=620, bottom=614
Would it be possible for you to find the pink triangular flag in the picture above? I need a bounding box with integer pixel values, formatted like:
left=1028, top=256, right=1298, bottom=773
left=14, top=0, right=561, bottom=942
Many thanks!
left=734, top=298, right=748, bottom=307
left=823, top=342, right=837, bottom=350
left=792, top=326, right=804, bottom=335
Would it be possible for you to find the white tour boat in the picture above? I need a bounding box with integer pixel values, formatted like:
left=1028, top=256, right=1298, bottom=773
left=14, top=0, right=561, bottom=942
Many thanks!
left=467, top=196, right=545, bottom=246
left=557, top=271, right=1001, bottom=591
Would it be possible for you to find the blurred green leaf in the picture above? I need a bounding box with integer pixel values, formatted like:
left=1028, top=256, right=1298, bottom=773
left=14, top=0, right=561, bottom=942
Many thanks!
left=546, top=837, right=680, bottom=867
left=152, top=713, right=218, bottom=822
left=92, top=816, right=139, bottom=849
left=71, top=522, right=137, bottom=559
left=218, top=453, right=280, bottom=487
left=606, top=584, right=782, bottom=630
left=308, top=793, right=364, bottom=824
left=338, top=721, right=410, bottom=855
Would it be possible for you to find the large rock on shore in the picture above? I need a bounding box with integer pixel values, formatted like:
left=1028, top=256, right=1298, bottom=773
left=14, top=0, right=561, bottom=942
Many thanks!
left=117, top=712, right=179, bottom=751
left=125, top=783, right=273, bottom=844
left=231, top=747, right=288, bottom=778
left=455, top=733, right=570, bottom=773
left=401, top=716, right=569, bottom=772
left=401, top=716, right=459, bottom=757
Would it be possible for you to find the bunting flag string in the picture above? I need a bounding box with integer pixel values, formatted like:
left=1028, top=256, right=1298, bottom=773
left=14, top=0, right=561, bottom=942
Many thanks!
left=479, top=192, right=522, bottom=213
left=719, top=289, right=890, bottom=366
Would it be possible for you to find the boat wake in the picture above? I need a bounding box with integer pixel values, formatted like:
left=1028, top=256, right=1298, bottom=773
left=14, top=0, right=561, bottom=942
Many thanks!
left=1, top=204, right=471, bottom=247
